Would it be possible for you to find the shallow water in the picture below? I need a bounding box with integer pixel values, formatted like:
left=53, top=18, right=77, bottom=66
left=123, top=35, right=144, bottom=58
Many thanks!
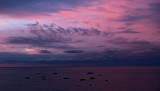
left=0, top=67, right=160, bottom=91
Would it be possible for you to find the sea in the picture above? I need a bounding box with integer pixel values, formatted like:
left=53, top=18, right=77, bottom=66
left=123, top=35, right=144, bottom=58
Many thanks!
left=0, top=67, right=159, bottom=91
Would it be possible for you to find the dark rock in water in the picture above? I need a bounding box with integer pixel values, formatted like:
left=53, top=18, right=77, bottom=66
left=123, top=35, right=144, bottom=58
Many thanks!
left=78, top=85, right=81, bottom=87
left=36, top=73, right=40, bottom=74
left=97, top=74, right=102, bottom=76
left=89, top=84, right=92, bottom=86
left=80, top=79, right=87, bottom=81
left=63, top=77, right=70, bottom=79
left=41, top=78, right=46, bottom=80
left=53, top=73, right=58, bottom=74
left=41, top=76, right=46, bottom=80
left=25, top=77, right=30, bottom=79
left=90, top=77, right=95, bottom=79
left=87, top=72, right=94, bottom=74
left=105, top=80, right=108, bottom=82
left=41, top=76, right=46, bottom=78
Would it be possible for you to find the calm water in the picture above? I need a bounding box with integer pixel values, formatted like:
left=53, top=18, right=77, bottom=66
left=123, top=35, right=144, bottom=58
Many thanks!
left=0, top=67, right=160, bottom=91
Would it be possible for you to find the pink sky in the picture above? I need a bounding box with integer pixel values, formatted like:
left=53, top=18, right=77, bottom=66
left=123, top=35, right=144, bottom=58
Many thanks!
left=0, top=0, right=160, bottom=66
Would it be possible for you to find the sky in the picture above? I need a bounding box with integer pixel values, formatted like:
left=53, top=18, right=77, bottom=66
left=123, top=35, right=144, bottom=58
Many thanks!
left=0, top=0, right=160, bottom=67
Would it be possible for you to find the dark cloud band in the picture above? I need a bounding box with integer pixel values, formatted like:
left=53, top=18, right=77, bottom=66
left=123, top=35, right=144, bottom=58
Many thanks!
left=0, top=0, right=95, bottom=16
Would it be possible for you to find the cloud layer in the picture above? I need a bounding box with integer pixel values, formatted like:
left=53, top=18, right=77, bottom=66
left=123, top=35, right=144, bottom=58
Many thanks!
left=0, top=0, right=95, bottom=17
left=0, top=0, right=160, bottom=66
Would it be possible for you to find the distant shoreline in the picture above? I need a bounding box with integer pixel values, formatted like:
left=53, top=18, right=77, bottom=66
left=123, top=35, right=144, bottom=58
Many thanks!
left=0, top=66, right=160, bottom=68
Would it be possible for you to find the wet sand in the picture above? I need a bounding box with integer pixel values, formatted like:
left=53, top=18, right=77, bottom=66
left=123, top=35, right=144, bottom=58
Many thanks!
left=0, top=67, right=160, bottom=91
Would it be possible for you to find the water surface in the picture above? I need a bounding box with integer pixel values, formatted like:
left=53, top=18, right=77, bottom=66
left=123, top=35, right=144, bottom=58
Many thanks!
left=0, top=67, right=159, bottom=91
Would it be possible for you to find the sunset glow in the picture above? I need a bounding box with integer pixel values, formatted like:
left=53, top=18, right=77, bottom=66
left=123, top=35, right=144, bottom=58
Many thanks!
left=0, top=0, right=160, bottom=66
